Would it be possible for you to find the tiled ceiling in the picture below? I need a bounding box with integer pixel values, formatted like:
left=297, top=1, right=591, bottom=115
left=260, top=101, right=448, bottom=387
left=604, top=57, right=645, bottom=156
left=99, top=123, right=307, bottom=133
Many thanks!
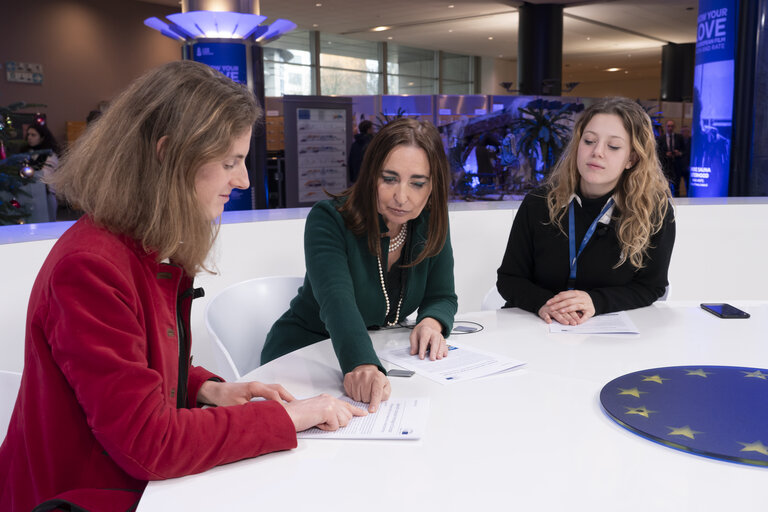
left=146, top=0, right=698, bottom=77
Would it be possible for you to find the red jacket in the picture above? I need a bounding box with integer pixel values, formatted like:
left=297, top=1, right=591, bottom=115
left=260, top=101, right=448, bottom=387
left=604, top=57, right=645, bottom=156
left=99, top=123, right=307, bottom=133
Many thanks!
left=0, top=217, right=297, bottom=512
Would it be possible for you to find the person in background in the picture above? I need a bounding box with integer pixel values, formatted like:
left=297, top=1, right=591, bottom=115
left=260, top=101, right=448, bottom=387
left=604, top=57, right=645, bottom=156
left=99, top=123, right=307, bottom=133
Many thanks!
left=348, top=119, right=375, bottom=183
left=262, top=118, right=457, bottom=413
left=0, top=60, right=363, bottom=512
left=657, top=119, right=685, bottom=196
left=497, top=97, right=675, bottom=325
left=24, top=121, right=61, bottom=222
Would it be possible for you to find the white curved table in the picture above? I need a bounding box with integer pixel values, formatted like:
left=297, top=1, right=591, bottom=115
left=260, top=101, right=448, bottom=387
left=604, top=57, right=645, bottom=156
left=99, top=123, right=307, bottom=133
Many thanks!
left=139, top=302, right=768, bottom=511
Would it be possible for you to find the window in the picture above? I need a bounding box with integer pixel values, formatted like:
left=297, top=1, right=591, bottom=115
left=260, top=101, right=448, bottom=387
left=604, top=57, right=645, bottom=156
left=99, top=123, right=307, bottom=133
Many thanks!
left=442, top=52, right=473, bottom=94
left=264, top=30, right=313, bottom=96
left=319, top=33, right=380, bottom=95
left=387, top=44, right=437, bottom=94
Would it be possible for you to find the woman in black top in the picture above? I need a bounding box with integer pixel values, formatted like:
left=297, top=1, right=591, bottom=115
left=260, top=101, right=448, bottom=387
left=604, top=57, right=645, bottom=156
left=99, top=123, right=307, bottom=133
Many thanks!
left=497, top=97, right=675, bottom=325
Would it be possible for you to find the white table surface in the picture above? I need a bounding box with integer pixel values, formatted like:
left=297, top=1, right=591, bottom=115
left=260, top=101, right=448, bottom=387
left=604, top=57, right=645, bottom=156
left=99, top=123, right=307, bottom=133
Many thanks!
left=139, top=302, right=768, bottom=511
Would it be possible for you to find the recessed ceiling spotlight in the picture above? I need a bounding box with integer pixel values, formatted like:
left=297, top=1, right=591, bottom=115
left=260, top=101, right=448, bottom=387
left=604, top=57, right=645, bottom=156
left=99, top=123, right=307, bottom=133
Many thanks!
left=372, top=26, right=391, bottom=32
left=488, top=36, right=494, bottom=40
left=448, top=29, right=453, bottom=33
left=312, top=23, right=319, bottom=27
left=586, top=37, right=591, bottom=41
left=448, top=4, right=455, bottom=8
left=498, top=54, right=503, bottom=58
left=606, top=67, right=621, bottom=72
left=408, top=81, right=415, bottom=86
left=387, top=36, right=393, bottom=40
left=624, top=70, right=629, bottom=74
left=315, top=2, right=322, bottom=6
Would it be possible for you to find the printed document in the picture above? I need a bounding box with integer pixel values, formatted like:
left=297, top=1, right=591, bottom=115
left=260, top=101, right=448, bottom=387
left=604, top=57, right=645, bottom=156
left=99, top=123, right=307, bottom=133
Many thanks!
left=378, top=343, right=525, bottom=384
left=297, top=397, right=429, bottom=440
left=548, top=311, right=639, bottom=334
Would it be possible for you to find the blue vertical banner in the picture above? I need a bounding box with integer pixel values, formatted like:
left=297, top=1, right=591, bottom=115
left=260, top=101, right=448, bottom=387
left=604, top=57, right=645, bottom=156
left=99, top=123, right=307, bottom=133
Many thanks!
left=191, top=41, right=252, bottom=210
left=690, top=0, right=738, bottom=196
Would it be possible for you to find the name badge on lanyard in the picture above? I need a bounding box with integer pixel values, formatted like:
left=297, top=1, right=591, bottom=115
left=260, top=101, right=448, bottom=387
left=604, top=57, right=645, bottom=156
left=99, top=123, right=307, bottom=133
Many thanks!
left=568, top=197, right=614, bottom=289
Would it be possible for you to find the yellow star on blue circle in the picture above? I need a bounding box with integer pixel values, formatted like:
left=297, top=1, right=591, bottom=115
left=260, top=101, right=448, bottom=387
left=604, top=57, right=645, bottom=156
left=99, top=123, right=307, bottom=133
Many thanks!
left=641, top=374, right=669, bottom=384
left=667, top=425, right=703, bottom=440
left=739, top=441, right=768, bottom=457
left=625, top=406, right=656, bottom=418
left=685, top=369, right=713, bottom=378
left=618, top=387, right=647, bottom=398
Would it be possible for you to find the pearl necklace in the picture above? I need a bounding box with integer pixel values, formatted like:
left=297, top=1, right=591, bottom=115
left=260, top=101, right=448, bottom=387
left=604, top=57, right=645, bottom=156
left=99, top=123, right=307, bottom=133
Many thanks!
left=377, top=255, right=403, bottom=326
left=388, top=224, right=407, bottom=253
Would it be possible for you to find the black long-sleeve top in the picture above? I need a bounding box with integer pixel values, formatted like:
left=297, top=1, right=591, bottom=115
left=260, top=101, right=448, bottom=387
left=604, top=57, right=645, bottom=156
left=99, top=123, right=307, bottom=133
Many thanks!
left=497, top=187, right=675, bottom=316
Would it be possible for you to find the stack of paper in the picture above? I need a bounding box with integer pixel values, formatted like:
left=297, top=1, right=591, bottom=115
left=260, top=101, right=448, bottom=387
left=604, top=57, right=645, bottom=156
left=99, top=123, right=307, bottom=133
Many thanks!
left=378, top=343, right=525, bottom=384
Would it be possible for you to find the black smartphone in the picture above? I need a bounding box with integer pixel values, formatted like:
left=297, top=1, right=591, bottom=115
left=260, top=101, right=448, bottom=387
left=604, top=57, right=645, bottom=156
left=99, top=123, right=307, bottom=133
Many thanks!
left=700, top=303, right=750, bottom=319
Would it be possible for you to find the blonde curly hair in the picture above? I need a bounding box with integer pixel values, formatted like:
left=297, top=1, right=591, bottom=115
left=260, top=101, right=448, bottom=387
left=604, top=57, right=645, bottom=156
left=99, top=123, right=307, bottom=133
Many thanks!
left=545, top=97, right=672, bottom=269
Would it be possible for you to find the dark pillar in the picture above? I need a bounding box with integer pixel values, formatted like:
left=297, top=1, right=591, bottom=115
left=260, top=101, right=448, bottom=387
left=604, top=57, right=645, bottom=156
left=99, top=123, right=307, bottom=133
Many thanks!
left=249, top=43, right=268, bottom=209
left=517, top=3, right=563, bottom=96
left=660, top=43, right=695, bottom=101
left=731, top=0, right=761, bottom=195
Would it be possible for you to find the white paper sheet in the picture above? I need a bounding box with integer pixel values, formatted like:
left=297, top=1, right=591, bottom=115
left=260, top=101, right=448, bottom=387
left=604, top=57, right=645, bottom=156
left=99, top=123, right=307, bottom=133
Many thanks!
left=378, top=343, right=526, bottom=384
left=297, top=397, right=429, bottom=440
left=548, top=311, right=639, bottom=334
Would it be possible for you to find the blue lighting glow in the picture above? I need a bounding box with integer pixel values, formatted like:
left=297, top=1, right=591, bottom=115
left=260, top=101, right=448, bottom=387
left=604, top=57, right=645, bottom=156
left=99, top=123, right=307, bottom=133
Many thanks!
left=144, top=10, right=295, bottom=42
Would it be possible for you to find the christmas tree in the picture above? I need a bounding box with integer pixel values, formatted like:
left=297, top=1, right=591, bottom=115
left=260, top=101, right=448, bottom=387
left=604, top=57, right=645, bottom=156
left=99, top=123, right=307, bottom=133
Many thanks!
left=0, top=102, right=49, bottom=225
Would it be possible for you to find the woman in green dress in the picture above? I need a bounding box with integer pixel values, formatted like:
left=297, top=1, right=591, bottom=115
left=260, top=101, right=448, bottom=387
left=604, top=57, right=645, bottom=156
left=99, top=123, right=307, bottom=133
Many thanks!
left=262, top=118, right=457, bottom=412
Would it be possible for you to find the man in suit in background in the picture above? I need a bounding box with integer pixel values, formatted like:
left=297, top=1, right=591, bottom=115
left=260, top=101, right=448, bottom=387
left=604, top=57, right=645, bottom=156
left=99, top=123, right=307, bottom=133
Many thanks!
left=657, top=120, right=686, bottom=196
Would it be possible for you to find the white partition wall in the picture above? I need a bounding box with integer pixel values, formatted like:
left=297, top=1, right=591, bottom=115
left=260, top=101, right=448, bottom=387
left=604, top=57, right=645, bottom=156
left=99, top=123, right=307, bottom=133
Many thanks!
left=2, top=198, right=767, bottom=373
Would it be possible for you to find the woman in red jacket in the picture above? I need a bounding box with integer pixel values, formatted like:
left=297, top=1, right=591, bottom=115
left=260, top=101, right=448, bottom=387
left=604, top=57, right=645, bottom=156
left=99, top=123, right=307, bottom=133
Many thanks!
left=0, top=61, right=363, bottom=512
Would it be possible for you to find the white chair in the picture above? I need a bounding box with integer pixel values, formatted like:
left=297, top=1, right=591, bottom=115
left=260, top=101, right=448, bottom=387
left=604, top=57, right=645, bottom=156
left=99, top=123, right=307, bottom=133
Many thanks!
left=1, top=370, right=22, bottom=443
left=481, top=286, right=506, bottom=310
left=205, top=276, right=304, bottom=382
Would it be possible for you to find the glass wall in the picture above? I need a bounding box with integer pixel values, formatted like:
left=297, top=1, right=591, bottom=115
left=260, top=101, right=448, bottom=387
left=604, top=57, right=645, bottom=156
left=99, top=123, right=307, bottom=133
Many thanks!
left=263, top=30, right=313, bottom=96
left=264, top=31, right=475, bottom=97
left=319, top=33, right=380, bottom=95
left=442, top=52, right=473, bottom=94
left=387, top=44, right=437, bottom=95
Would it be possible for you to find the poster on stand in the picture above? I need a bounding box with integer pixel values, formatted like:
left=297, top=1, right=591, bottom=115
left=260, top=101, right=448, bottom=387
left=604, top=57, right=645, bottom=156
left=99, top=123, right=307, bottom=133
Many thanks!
left=296, top=108, right=347, bottom=203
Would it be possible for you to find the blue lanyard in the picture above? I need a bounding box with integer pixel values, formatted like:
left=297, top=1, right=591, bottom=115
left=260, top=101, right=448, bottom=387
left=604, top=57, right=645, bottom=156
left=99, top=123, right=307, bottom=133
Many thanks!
left=568, top=197, right=614, bottom=289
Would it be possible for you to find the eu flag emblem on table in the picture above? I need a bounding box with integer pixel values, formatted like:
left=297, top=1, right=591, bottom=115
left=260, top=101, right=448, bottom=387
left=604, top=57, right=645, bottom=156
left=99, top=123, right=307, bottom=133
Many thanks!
left=600, top=366, right=768, bottom=467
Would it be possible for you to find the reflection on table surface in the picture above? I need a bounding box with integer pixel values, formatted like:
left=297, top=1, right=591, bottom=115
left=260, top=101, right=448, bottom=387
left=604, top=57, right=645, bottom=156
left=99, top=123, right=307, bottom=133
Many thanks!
left=139, top=303, right=768, bottom=512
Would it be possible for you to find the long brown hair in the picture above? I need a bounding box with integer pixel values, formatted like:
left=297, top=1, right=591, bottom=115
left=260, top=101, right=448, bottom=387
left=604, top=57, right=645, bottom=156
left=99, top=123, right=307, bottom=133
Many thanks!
left=545, top=97, right=671, bottom=269
left=50, top=60, right=260, bottom=275
left=335, top=118, right=449, bottom=266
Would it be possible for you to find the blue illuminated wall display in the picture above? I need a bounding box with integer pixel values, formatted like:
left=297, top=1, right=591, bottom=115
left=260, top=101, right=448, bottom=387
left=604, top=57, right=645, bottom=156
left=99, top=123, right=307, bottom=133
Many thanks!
left=191, top=42, right=247, bottom=85
left=690, top=0, right=737, bottom=197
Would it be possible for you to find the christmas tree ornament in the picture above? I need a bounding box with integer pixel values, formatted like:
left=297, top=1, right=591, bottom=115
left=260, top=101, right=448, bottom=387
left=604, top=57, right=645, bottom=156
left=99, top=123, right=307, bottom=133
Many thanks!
left=0, top=141, right=6, bottom=160
left=20, top=164, right=34, bottom=179
left=10, top=199, right=21, bottom=208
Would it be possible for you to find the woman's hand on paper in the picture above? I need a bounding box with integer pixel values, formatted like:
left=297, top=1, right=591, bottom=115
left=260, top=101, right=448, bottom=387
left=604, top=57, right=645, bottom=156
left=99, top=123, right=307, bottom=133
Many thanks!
left=343, top=364, right=391, bottom=413
left=197, top=381, right=295, bottom=407
left=409, top=317, right=448, bottom=360
left=283, top=394, right=367, bottom=432
left=539, top=290, right=595, bottom=325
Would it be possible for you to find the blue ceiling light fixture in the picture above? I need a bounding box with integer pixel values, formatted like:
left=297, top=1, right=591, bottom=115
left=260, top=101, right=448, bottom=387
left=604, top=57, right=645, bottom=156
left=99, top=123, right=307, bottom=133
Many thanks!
left=144, top=11, right=296, bottom=44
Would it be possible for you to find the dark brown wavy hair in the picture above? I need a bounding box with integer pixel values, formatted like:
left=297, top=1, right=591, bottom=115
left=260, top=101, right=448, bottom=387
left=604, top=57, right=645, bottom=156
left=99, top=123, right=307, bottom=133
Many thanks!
left=334, top=118, right=450, bottom=266
left=50, top=60, right=260, bottom=275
